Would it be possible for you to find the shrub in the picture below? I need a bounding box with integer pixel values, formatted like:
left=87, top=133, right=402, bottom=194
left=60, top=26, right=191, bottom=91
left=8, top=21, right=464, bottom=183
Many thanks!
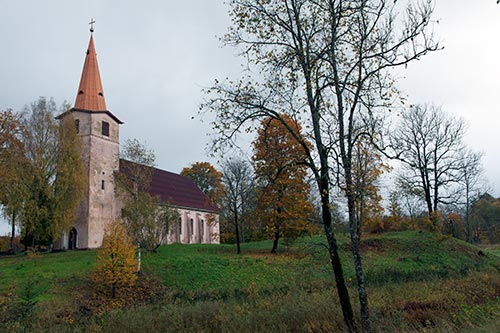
left=93, top=220, right=138, bottom=299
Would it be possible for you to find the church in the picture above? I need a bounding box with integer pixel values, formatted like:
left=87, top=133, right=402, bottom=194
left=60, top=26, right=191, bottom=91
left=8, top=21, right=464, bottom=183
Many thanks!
left=55, top=28, right=219, bottom=250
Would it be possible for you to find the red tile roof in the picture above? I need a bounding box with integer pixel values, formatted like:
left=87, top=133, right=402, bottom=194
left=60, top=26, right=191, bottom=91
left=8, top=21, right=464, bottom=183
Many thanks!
left=119, top=159, right=218, bottom=213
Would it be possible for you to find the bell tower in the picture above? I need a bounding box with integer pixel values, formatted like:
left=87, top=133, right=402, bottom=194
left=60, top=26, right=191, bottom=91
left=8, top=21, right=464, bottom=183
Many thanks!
left=58, top=23, right=123, bottom=248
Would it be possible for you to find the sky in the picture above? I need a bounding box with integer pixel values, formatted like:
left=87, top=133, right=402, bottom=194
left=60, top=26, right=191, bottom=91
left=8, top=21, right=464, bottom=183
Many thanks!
left=0, top=1, right=499, bottom=234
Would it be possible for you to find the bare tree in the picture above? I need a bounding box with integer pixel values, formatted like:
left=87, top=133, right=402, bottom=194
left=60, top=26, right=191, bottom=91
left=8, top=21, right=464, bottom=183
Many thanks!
left=390, top=104, right=467, bottom=228
left=220, top=158, right=255, bottom=255
left=203, top=1, right=439, bottom=330
left=457, top=149, right=486, bottom=243
left=392, top=177, right=427, bottom=225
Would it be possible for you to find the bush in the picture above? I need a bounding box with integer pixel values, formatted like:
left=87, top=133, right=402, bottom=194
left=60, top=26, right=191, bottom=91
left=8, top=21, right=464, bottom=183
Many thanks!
left=92, top=220, right=138, bottom=299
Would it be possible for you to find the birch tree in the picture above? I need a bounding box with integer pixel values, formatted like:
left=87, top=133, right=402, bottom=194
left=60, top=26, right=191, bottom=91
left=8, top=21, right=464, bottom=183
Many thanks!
left=8, top=98, right=86, bottom=248
left=203, top=0, right=439, bottom=330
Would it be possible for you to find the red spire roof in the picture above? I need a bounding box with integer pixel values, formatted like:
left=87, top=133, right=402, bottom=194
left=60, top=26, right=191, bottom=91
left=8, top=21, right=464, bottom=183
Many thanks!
left=74, top=35, right=107, bottom=111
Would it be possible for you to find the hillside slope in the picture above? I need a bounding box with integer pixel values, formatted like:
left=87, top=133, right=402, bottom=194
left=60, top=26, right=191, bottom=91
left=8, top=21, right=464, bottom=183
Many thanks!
left=1, top=231, right=499, bottom=332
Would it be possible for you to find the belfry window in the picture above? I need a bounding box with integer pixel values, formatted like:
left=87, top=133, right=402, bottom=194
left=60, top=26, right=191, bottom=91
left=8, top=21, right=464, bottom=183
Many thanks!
left=102, top=121, right=110, bottom=137
left=75, top=119, right=80, bottom=133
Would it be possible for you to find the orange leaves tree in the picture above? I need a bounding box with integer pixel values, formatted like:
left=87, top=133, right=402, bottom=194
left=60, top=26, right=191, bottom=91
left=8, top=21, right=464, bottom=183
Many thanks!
left=93, top=219, right=137, bottom=299
left=252, top=115, right=314, bottom=253
left=181, top=162, right=223, bottom=207
left=181, top=162, right=223, bottom=243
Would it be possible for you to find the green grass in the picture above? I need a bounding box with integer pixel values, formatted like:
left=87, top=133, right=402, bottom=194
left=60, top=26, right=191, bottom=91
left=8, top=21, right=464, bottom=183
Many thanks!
left=1, top=231, right=500, bottom=332
left=0, top=250, right=96, bottom=301
left=144, top=231, right=500, bottom=293
left=485, top=244, right=500, bottom=258
left=142, top=240, right=328, bottom=293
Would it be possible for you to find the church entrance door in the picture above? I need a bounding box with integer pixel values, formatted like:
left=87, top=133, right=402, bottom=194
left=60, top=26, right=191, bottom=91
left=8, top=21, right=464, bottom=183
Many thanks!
left=68, top=228, right=78, bottom=250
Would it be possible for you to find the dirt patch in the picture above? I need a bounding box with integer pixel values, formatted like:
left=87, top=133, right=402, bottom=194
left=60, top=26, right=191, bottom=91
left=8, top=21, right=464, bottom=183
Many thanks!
left=400, top=301, right=447, bottom=327
left=74, top=271, right=167, bottom=317
left=343, top=238, right=386, bottom=252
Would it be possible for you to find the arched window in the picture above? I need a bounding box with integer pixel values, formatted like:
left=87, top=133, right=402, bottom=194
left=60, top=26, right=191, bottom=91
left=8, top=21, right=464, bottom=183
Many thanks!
left=75, top=119, right=80, bottom=133
left=178, top=217, right=182, bottom=235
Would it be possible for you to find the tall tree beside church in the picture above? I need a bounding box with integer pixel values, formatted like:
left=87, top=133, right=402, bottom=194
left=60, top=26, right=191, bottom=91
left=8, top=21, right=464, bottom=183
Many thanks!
left=0, top=110, right=23, bottom=182
left=202, top=0, right=438, bottom=329
left=51, top=112, right=87, bottom=241
left=181, top=162, right=223, bottom=206
left=16, top=97, right=85, bottom=247
left=252, top=115, right=314, bottom=253
left=117, top=139, right=179, bottom=256
left=0, top=109, right=26, bottom=251
left=20, top=98, right=58, bottom=246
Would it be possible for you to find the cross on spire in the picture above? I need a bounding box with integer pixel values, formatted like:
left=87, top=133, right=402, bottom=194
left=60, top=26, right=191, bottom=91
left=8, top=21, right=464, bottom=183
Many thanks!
left=89, top=18, right=96, bottom=33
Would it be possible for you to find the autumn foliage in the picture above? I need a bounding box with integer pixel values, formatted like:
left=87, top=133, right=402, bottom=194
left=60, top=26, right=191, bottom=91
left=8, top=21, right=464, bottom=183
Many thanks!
left=252, top=115, right=314, bottom=253
left=93, top=220, right=138, bottom=299
left=181, top=161, right=223, bottom=206
left=351, top=137, right=390, bottom=234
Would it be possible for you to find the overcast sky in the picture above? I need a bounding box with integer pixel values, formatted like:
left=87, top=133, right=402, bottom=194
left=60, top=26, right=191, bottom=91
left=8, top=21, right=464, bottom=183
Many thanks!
left=1, top=1, right=499, bottom=234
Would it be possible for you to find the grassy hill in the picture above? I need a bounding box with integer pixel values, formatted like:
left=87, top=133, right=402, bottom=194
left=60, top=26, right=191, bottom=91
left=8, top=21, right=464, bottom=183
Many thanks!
left=1, top=231, right=499, bottom=332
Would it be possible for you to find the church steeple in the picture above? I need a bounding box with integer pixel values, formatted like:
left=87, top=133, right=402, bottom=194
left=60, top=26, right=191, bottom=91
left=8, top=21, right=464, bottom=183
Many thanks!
left=74, top=33, right=107, bottom=111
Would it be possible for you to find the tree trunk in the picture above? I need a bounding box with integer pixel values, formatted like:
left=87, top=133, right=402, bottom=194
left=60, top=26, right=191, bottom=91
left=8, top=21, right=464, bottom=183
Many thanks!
left=421, top=170, right=434, bottom=220
left=271, top=226, right=280, bottom=254
left=10, top=211, right=16, bottom=253
left=234, top=209, right=241, bottom=255
left=319, top=177, right=355, bottom=332
left=347, top=190, right=370, bottom=333
left=308, top=101, right=354, bottom=330
left=137, top=242, right=141, bottom=272
left=465, top=181, right=472, bottom=243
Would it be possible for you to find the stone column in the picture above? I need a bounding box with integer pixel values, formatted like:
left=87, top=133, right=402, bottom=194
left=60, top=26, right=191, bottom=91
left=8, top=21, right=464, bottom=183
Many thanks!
left=176, top=216, right=181, bottom=243
left=192, top=215, right=197, bottom=243
left=204, top=217, right=210, bottom=244
left=189, top=216, right=193, bottom=244
left=181, top=212, right=188, bottom=243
